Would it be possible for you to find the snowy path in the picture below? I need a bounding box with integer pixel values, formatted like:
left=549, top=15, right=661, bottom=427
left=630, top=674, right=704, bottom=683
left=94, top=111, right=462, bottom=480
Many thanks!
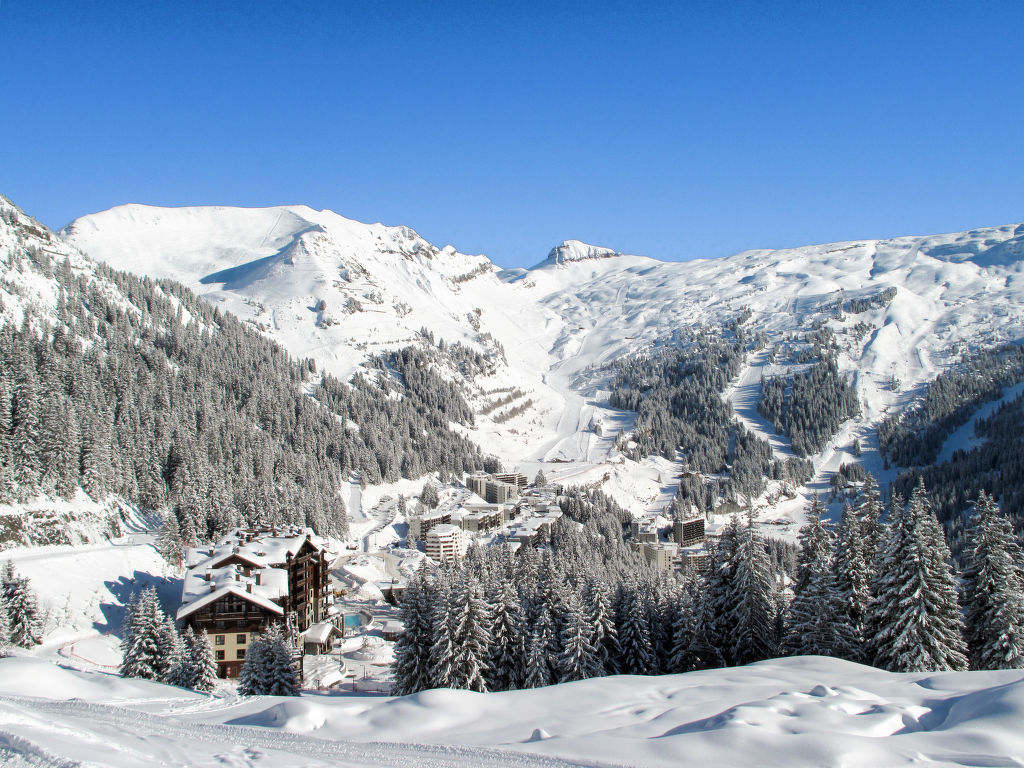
left=724, top=349, right=796, bottom=459
left=936, top=381, right=1024, bottom=464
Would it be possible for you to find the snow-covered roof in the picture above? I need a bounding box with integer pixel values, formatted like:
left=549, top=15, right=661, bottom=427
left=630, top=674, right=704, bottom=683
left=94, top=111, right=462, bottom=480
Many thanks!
left=428, top=524, right=461, bottom=538
left=300, top=621, right=342, bottom=644
left=184, top=526, right=330, bottom=572
left=177, top=563, right=289, bottom=621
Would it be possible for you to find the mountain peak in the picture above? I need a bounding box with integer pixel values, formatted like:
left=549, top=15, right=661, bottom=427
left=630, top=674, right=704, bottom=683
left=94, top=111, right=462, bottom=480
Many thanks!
left=541, top=239, right=622, bottom=267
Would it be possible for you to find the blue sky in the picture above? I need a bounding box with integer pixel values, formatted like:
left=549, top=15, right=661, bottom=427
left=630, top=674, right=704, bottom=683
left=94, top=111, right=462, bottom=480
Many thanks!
left=4, top=0, right=1023, bottom=268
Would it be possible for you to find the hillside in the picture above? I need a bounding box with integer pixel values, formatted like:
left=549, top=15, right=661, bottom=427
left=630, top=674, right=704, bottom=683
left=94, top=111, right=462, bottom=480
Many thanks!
left=64, top=206, right=1024, bottom=527
left=0, top=197, right=495, bottom=549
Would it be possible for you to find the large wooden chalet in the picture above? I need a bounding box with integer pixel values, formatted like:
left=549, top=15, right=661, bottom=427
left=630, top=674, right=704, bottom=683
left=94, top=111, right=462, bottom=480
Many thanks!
left=176, top=525, right=332, bottom=678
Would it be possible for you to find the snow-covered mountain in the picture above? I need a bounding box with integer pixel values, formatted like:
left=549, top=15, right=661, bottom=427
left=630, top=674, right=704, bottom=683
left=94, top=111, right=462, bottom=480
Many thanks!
left=65, top=205, right=1024, bottom=515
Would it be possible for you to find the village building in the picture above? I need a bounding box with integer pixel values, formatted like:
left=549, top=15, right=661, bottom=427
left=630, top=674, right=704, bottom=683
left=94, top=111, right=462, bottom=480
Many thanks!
left=176, top=525, right=332, bottom=678
left=425, top=524, right=467, bottom=563
left=407, top=509, right=451, bottom=541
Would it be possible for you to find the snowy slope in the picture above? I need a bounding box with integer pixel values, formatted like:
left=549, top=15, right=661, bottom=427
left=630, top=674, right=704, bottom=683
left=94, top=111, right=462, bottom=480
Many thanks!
left=64, top=206, right=1024, bottom=519
left=3, top=654, right=1024, bottom=767
left=63, top=204, right=570, bottom=464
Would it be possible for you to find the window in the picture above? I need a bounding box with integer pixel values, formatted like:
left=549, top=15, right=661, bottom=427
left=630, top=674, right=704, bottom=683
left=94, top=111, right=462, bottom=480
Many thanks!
left=237, top=649, right=246, bottom=659
left=236, top=634, right=246, bottom=644
left=215, top=635, right=225, bottom=646
left=215, top=650, right=224, bottom=661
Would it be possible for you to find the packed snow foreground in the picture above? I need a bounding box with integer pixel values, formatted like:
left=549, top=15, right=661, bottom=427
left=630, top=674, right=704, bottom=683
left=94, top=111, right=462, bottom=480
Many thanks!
left=2, top=654, right=1024, bottom=768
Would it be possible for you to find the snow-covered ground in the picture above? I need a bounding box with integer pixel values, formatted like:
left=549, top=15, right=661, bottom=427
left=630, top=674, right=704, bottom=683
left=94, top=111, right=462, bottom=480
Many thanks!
left=3, top=654, right=1024, bottom=767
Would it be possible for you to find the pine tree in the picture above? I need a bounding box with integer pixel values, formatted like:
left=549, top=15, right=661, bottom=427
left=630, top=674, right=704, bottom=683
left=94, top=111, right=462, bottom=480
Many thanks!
left=168, top=625, right=198, bottom=688
left=699, top=515, right=742, bottom=665
left=962, top=492, right=1024, bottom=670
left=120, top=587, right=177, bottom=680
left=832, top=500, right=872, bottom=653
left=189, top=629, right=219, bottom=692
left=449, top=577, right=493, bottom=692
left=867, top=481, right=968, bottom=672
left=584, top=578, right=619, bottom=675
left=729, top=517, right=777, bottom=665
left=239, top=624, right=300, bottom=696
left=428, top=574, right=457, bottom=689
left=156, top=509, right=184, bottom=567
left=556, top=590, right=600, bottom=682
left=784, top=499, right=857, bottom=658
left=391, top=572, right=433, bottom=695
left=0, top=591, right=10, bottom=656
left=616, top=584, right=654, bottom=675
left=262, top=625, right=301, bottom=696
left=486, top=578, right=525, bottom=691
left=523, top=608, right=554, bottom=689
left=2, top=561, right=41, bottom=648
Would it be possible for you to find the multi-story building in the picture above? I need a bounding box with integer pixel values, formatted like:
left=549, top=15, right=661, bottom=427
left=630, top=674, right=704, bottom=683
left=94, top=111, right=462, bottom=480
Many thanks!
left=425, top=524, right=466, bottom=563
left=407, top=509, right=451, bottom=541
left=465, top=472, right=522, bottom=504
left=674, top=515, right=706, bottom=547
left=177, top=526, right=332, bottom=678
left=643, top=541, right=679, bottom=572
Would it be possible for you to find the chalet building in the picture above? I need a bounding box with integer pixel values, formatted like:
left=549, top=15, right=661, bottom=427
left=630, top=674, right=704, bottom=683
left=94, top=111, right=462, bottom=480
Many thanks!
left=177, top=525, right=332, bottom=678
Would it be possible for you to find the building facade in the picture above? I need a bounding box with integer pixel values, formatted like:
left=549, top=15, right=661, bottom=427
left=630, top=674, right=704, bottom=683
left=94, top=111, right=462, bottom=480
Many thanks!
left=177, top=526, right=332, bottom=678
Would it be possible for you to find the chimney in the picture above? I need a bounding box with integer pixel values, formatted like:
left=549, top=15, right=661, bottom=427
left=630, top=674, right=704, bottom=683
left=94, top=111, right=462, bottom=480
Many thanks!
left=255, top=573, right=262, bottom=585
left=205, top=571, right=212, bottom=581
left=246, top=583, right=253, bottom=593
left=208, top=547, right=215, bottom=557
left=208, top=583, right=216, bottom=593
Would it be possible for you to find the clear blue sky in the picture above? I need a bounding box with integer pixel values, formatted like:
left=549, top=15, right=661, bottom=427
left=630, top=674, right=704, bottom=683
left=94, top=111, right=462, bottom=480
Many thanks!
left=4, top=0, right=1023, bottom=268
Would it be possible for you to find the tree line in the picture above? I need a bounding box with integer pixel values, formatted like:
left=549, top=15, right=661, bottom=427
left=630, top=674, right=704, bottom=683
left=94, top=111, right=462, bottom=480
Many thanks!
left=392, top=476, right=1024, bottom=696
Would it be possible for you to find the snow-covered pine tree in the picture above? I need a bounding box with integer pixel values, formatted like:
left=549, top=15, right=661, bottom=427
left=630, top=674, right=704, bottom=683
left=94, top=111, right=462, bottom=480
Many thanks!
left=262, top=624, right=301, bottom=696
left=167, top=625, right=198, bottom=689
left=156, top=509, right=184, bottom=568
left=119, top=587, right=177, bottom=680
left=583, top=578, right=619, bottom=675
left=0, top=594, right=9, bottom=657
left=449, top=576, right=493, bottom=692
left=962, top=491, right=1024, bottom=670
left=855, top=474, right=885, bottom=568
left=486, top=578, right=525, bottom=691
left=427, top=571, right=457, bottom=689
left=2, top=561, right=41, bottom=648
left=391, top=571, right=433, bottom=695
left=238, top=631, right=268, bottom=695
left=867, top=480, right=968, bottom=672
left=238, top=624, right=300, bottom=696
left=832, top=500, right=873, bottom=652
left=667, top=579, right=703, bottom=673
left=616, top=583, right=655, bottom=675
left=189, top=629, right=219, bottom=693
left=729, top=516, right=777, bottom=665
left=784, top=498, right=858, bottom=659
left=523, top=607, right=554, bottom=689
left=556, top=590, right=600, bottom=682
left=699, top=516, right=741, bottom=665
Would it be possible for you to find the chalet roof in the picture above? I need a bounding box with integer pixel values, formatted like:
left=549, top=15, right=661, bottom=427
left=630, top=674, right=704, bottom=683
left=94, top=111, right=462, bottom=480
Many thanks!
left=176, top=582, right=285, bottom=621
left=177, top=563, right=289, bottom=621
